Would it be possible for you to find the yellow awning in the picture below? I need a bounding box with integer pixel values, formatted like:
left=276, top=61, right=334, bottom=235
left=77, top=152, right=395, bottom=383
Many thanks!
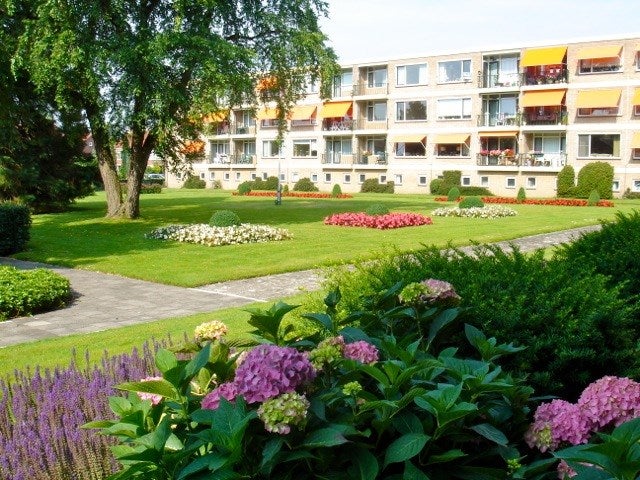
left=576, top=89, right=621, bottom=109
left=257, top=107, right=278, bottom=120
left=435, top=133, right=470, bottom=144
left=520, top=46, right=567, bottom=67
left=521, top=89, right=566, bottom=108
left=203, top=111, right=228, bottom=123
left=633, top=88, right=640, bottom=106
left=289, top=105, right=317, bottom=120
left=576, top=45, right=622, bottom=60
left=632, top=132, right=640, bottom=149
left=393, top=134, right=426, bottom=144
left=479, top=131, right=519, bottom=138
left=321, top=101, right=352, bottom=118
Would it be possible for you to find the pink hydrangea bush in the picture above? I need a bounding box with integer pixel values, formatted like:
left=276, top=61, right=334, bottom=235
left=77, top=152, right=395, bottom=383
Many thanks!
left=324, top=212, right=432, bottom=229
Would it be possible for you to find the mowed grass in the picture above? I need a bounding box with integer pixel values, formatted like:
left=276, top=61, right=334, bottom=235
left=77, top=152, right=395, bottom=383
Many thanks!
left=14, top=189, right=640, bottom=287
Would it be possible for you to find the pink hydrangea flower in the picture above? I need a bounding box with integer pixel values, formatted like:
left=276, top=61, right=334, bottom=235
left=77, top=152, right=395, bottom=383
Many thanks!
left=578, top=376, right=640, bottom=430
left=136, top=376, right=164, bottom=406
left=343, top=341, right=379, bottom=364
left=525, top=399, right=590, bottom=452
left=420, top=279, right=461, bottom=307
left=202, top=382, right=239, bottom=410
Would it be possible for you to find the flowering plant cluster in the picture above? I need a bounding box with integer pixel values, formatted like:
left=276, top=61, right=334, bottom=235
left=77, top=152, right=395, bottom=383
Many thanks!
left=146, top=223, right=292, bottom=246
left=91, top=280, right=535, bottom=480
left=232, top=190, right=352, bottom=199
left=431, top=205, right=517, bottom=218
left=324, top=211, right=433, bottom=229
left=434, top=196, right=615, bottom=207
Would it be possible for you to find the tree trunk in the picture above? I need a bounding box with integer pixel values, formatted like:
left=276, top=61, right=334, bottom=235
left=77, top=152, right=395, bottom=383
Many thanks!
left=123, top=130, right=156, bottom=218
left=92, top=128, right=123, bottom=217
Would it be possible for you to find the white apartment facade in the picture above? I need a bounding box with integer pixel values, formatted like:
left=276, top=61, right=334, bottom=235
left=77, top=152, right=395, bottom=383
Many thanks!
left=168, top=34, right=640, bottom=198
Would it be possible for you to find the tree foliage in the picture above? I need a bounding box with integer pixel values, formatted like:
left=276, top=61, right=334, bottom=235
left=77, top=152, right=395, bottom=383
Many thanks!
left=11, top=0, right=338, bottom=218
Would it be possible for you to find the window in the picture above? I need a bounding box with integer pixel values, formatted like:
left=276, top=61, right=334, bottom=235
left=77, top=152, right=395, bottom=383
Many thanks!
left=579, top=58, right=622, bottom=74
left=311, top=173, right=318, bottom=182
left=379, top=175, right=387, bottom=184
left=359, top=174, right=366, bottom=184
left=209, top=172, right=215, bottom=180
left=262, top=140, right=282, bottom=157
left=506, top=177, right=516, bottom=189
left=260, top=118, right=279, bottom=128
left=394, top=174, right=403, bottom=185
left=437, top=143, right=469, bottom=157
left=634, top=180, right=640, bottom=192
left=343, top=174, right=351, bottom=183
left=199, top=172, right=205, bottom=180
left=612, top=180, right=620, bottom=192
left=251, top=173, right=257, bottom=180
left=305, top=76, right=319, bottom=94
left=418, top=175, right=428, bottom=186
left=224, top=172, right=230, bottom=181
left=333, top=70, right=353, bottom=97
left=438, top=59, right=472, bottom=83
left=291, top=172, right=299, bottom=182
left=634, top=148, right=640, bottom=160
left=533, top=135, right=566, bottom=154
left=578, top=134, right=620, bottom=158
left=210, top=141, right=230, bottom=163
left=634, top=105, right=640, bottom=116
left=235, top=110, right=256, bottom=132
left=577, top=107, right=618, bottom=117
left=436, top=98, right=472, bottom=120
left=636, top=51, right=640, bottom=71
left=292, top=139, right=317, bottom=157
left=262, top=172, right=268, bottom=180
left=324, top=173, right=332, bottom=183
left=280, top=173, right=285, bottom=181
left=526, top=177, right=537, bottom=189
left=480, top=176, right=489, bottom=187
left=367, top=101, right=387, bottom=121
left=367, top=67, right=387, bottom=87
left=235, top=172, right=241, bottom=181
left=396, top=64, right=427, bottom=86
left=396, top=142, right=425, bottom=157
left=461, top=176, right=471, bottom=186
left=396, top=101, right=427, bottom=121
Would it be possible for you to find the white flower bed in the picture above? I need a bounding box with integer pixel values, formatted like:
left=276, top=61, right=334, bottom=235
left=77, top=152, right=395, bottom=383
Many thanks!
left=431, top=205, right=518, bottom=218
left=146, top=223, right=293, bottom=246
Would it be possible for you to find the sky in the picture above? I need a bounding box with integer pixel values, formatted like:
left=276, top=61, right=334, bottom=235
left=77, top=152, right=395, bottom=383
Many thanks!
left=319, top=0, right=640, bottom=63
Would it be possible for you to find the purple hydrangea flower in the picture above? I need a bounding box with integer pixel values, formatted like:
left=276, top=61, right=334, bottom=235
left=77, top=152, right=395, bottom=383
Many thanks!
left=578, top=376, right=640, bottom=430
left=202, top=382, right=240, bottom=410
left=525, top=399, right=590, bottom=452
left=343, top=341, right=379, bottom=364
left=136, top=376, right=164, bottom=405
left=420, top=279, right=461, bottom=307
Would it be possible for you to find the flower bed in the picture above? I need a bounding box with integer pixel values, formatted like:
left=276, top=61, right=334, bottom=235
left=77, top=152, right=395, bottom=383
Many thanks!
left=431, top=205, right=517, bottom=218
left=146, top=223, right=292, bottom=246
left=233, top=191, right=352, bottom=199
left=434, top=196, right=614, bottom=207
left=324, top=212, right=432, bottom=229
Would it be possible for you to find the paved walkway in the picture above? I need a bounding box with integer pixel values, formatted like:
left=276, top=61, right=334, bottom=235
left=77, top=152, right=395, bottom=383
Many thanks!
left=0, top=225, right=600, bottom=348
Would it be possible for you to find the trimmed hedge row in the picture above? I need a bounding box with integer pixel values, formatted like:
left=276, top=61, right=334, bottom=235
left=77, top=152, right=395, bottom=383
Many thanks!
left=0, top=204, right=31, bottom=256
left=0, top=266, right=72, bottom=321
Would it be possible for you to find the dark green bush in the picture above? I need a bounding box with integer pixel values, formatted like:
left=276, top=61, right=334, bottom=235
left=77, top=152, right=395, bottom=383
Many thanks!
left=574, top=161, right=613, bottom=199
left=0, top=204, right=31, bottom=255
left=447, top=186, right=460, bottom=201
left=140, top=184, right=162, bottom=194
left=622, top=188, right=640, bottom=199
left=360, top=178, right=388, bottom=193
left=516, top=186, right=526, bottom=203
left=209, top=210, right=241, bottom=227
left=442, top=170, right=462, bottom=187
left=264, top=176, right=280, bottom=191
left=251, top=178, right=266, bottom=190
left=458, top=196, right=484, bottom=209
left=182, top=175, right=206, bottom=189
left=587, top=189, right=600, bottom=206
left=365, top=203, right=389, bottom=216
left=0, top=266, right=71, bottom=320
left=237, top=181, right=252, bottom=195
left=322, top=242, right=638, bottom=400
left=331, top=184, right=342, bottom=197
left=293, top=177, right=319, bottom=192
left=459, top=186, right=493, bottom=196
left=557, top=165, right=576, bottom=198
left=283, top=184, right=289, bottom=193
left=429, top=178, right=443, bottom=194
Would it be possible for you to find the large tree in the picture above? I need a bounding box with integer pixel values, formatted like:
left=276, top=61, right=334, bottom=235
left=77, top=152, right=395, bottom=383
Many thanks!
left=11, top=0, right=338, bottom=218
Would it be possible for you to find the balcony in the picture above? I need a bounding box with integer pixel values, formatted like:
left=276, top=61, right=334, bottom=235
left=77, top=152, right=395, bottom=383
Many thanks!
left=229, top=154, right=256, bottom=167
left=354, top=152, right=388, bottom=166
left=521, top=68, right=568, bottom=86
left=322, top=118, right=353, bottom=132
left=232, top=124, right=256, bottom=135
left=476, top=152, right=567, bottom=168
left=353, top=82, right=389, bottom=96
left=521, top=109, right=568, bottom=126
left=290, top=118, right=317, bottom=130
left=354, top=118, right=388, bottom=131
left=321, top=153, right=354, bottom=167
left=479, top=72, right=520, bottom=89
left=477, top=112, right=520, bottom=127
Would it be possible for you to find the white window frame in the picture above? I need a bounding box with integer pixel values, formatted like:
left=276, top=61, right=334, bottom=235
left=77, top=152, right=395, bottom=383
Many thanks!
left=224, top=172, right=230, bottom=181
left=367, top=101, right=387, bottom=121
left=461, top=176, right=471, bottom=186
left=311, top=173, right=318, bottom=183
left=292, top=139, right=317, bottom=158
left=359, top=174, right=366, bottom=184
left=262, top=140, right=281, bottom=158
left=577, top=107, right=619, bottom=117
left=636, top=51, right=640, bottom=71
left=262, top=172, right=268, bottom=180
left=324, top=173, right=332, bottom=183
left=577, top=133, right=620, bottom=159
left=612, top=179, right=620, bottom=192
left=235, top=172, right=241, bottom=181
left=209, top=171, right=215, bottom=180
left=633, top=180, right=640, bottom=192
left=394, top=174, right=403, bottom=185
left=418, top=175, right=428, bottom=186
left=199, top=172, right=205, bottom=180
left=280, top=173, right=286, bottom=181
left=506, top=177, right=516, bottom=189
left=634, top=105, right=640, bottom=116
left=251, top=173, right=257, bottom=180
left=291, top=172, right=299, bottom=183
left=437, top=59, right=472, bottom=83
left=480, top=176, right=489, bottom=187
left=367, top=66, right=388, bottom=88
left=396, top=63, right=427, bottom=86
left=579, top=57, right=622, bottom=74
left=396, top=100, right=427, bottom=121
left=343, top=174, right=351, bottom=184
left=379, top=174, right=387, bottom=184
left=526, top=177, right=537, bottom=189
left=633, top=148, right=640, bottom=160
left=436, top=97, right=472, bottom=120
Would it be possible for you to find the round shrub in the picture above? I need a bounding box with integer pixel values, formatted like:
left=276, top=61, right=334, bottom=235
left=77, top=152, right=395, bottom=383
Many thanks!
left=209, top=210, right=241, bottom=227
left=587, top=189, right=600, bottom=206
left=0, top=266, right=71, bottom=320
left=458, top=196, right=484, bottom=209
left=238, top=181, right=252, bottom=195
left=447, top=186, right=461, bottom=202
left=516, top=186, right=526, bottom=203
left=430, top=178, right=443, bottom=194
left=365, top=203, right=390, bottom=216
left=293, top=177, right=319, bottom=192
left=575, top=161, right=613, bottom=199
left=182, top=175, right=206, bottom=189
left=283, top=184, right=289, bottom=193
left=331, top=184, right=342, bottom=197
left=264, top=176, right=280, bottom=191
left=557, top=165, right=576, bottom=198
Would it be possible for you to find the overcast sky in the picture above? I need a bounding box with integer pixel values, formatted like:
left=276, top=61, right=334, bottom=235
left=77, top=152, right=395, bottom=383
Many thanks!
left=319, top=0, right=640, bottom=63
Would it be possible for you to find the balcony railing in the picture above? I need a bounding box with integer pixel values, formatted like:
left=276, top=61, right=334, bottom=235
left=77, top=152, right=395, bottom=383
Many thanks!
left=229, top=154, right=256, bottom=165
left=332, top=85, right=354, bottom=97
left=290, top=119, right=317, bottom=129
left=354, top=152, right=388, bottom=165
left=479, top=72, right=521, bottom=88
left=476, top=152, right=567, bottom=167
left=521, top=109, right=568, bottom=126
left=354, top=118, right=388, bottom=130
left=321, top=153, right=354, bottom=165
left=352, top=82, right=389, bottom=96
left=477, top=112, right=520, bottom=127
left=322, top=118, right=353, bottom=132
left=521, top=68, right=568, bottom=86
left=232, top=124, right=256, bottom=135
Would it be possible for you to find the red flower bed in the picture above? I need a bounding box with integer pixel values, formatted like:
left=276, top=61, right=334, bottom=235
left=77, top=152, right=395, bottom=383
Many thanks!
left=435, top=196, right=614, bottom=207
left=233, top=191, right=352, bottom=199
left=324, top=212, right=433, bottom=229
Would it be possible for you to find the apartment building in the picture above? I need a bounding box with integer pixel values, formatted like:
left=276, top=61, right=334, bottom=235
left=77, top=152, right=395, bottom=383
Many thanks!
left=169, top=34, right=640, bottom=197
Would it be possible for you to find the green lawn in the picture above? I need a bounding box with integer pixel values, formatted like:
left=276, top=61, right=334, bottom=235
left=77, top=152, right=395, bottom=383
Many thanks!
left=14, top=189, right=640, bottom=286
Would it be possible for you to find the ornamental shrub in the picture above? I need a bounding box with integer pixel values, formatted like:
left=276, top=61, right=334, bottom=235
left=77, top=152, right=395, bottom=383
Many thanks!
left=209, top=209, right=241, bottom=227
left=293, top=177, right=319, bottom=192
left=459, top=186, right=493, bottom=196
left=238, top=181, right=252, bottom=195
left=574, top=161, right=613, bottom=199
left=458, top=196, right=484, bottom=209
left=516, top=186, right=526, bottom=203
left=442, top=170, right=462, bottom=187
left=429, top=178, right=443, bottom=194
left=587, top=189, right=600, bottom=206
left=251, top=178, right=266, bottom=190
left=0, top=203, right=31, bottom=255
left=331, top=184, right=342, bottom=197
left=0, top=266, right=71, bottom=320
left=365, top=203, right=389, bottom=216
left=447, top=186, right=460, bottom=201
left=264, top=176, right=280, bottom=191
left=140, top=183, right=162, bottom=194
left=556, top=165, right=576, bottom=198
left=360, top=178, right=390, bottom=193
left=182, top=174, right=206, bottom=189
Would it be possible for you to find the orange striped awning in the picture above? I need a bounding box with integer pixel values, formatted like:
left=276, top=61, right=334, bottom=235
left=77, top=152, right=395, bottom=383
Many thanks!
left=478, top=131, right=519, bottom=138
left=521, top=89, right=566, bottom=107
left=256, top=107, right=278, bottom=120
left=392, top=134, right=426, bottom=144
left=289, top=105, right=317, bottom=120
left=520, top=46, right=567, bottom=67
left=321, top=101, right=352, bottom=118
left=203, top=111, right=228, bottom=123
left=576, top=89, right=621, bottom=109
left=435, top=133, right=470, bottom=144
left=576, top=45, right=622, bottom=60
